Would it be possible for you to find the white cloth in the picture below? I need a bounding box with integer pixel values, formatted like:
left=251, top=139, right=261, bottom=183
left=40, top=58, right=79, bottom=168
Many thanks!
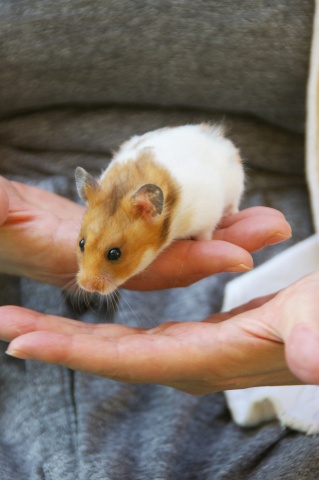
left=306, top=0, right=319, bottom=231
left=223, top=235, right=319, bottom=434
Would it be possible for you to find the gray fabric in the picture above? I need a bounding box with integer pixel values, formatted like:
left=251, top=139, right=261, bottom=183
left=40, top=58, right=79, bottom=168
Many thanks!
left=0, top=1, right=317, bottom=479
left=1, top=1, right=313, bottom=132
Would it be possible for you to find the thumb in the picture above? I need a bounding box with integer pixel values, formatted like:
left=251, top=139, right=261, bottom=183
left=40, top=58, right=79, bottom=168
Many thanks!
left=277, top=272, right=319, bottom=384
left=0, top=180, right=9, bottom=225
left=286, top=323, right=319, bottom=384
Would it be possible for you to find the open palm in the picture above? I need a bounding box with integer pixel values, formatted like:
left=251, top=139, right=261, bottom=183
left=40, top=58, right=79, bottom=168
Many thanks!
left=3, top=271, right=319, bottom=394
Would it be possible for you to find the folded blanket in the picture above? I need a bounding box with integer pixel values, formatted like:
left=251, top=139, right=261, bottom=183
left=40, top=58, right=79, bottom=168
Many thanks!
left=224, top=0, right=319, bottom=434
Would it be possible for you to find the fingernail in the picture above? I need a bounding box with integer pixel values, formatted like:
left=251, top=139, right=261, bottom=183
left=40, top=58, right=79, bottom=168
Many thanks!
left=224, top=263, right=252, bottom=273
left=6, top=348, right=29, bottom=360
left=264, top=233, right=291, bottom=246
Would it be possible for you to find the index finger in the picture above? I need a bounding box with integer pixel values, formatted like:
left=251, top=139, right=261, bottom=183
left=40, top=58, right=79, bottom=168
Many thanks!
left=6, top=328, right=196, bottom=384
left=214, top=207, right=292, bottom=251
left=124, top=240, right=253, bottom=290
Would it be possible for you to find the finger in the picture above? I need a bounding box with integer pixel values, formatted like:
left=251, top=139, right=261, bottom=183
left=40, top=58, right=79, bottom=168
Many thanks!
left=241, top=271, right=319, bottom=385
left=0, top=306, right=143, bottom=341
left=204, top=293, right=279, bottom=325
left=163, top=240, right=253, bottom=274
left=0, top=182, right=9, bottom=225
left=274, top=272, right=319, bottom=384
left=124, top=207, right=291, bottom=291
left=217, top=207, right=286, bottom=228
left=124, top=240, right=253, bottom=290
left=6, top=328, right=190, bottom=383
left=11, top=180, right=84, bottom=220
left=214, top=208, right=291, bottom=251
left=284, top=324, right=319, bottom=384
left=3, top=309, right=214, bottom=384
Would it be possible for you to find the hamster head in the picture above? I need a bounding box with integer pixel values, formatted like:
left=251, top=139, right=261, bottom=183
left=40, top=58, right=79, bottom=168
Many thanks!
left=75, top=166, right=176, bottom=295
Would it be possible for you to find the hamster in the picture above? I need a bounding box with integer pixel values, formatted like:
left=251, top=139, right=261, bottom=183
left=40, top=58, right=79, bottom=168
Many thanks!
left=75, top=124, right=245, bottom=295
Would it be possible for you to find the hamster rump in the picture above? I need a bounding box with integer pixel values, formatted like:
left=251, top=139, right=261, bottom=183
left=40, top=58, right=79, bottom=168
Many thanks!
left=75, top=123, right=245, bottom=295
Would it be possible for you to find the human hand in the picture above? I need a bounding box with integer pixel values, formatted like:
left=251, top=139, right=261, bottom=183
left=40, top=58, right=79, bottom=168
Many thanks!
left=0, top=176, right=291, bottom=290
left=0, top=176, right=83, bottom=286
left=2, top=271, right=319, bottom=393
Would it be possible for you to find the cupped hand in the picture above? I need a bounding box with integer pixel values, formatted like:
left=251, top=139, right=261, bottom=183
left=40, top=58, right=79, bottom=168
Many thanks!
left=0, top=176, right=291, bottom=290
left=2, top=271, right=319, bottom=394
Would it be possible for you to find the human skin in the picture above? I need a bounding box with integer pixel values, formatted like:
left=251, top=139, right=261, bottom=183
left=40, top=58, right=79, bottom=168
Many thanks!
left=0, top=176, right=311, bottom=395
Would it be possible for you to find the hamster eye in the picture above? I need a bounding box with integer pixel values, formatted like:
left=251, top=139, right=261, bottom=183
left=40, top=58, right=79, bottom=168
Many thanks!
left=79, top=238, right=85, bottom=252
left=107, top=248, right=121, bottom=261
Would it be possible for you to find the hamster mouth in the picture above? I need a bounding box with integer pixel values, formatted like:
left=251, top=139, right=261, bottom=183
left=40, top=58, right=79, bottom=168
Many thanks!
left=77, top=273, right=118, bottom=295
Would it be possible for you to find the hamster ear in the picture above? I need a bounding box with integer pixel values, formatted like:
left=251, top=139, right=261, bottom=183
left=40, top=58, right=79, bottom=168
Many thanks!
left=131, top=184, right=164, bottom=220
left=75, top=167, right=99, bottom=203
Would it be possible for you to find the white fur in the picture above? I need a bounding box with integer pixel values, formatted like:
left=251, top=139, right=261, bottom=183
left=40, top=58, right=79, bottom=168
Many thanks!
left=103, top=124, right=245, bottom=242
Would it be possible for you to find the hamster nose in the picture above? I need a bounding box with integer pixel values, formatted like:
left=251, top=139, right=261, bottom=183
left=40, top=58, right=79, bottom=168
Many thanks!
left=77, top=273, right=116, bottom=295
left=83, top=281, right=99, bottom=293
left=77, top=273, right=100, bottom=293
left=79, top=280, right=98, bottom=293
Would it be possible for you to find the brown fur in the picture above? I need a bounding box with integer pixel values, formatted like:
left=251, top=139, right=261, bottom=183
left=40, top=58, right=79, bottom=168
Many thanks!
left=234, top=151, right=243, bottom=164
left=77, top=151, right=180, bottom=293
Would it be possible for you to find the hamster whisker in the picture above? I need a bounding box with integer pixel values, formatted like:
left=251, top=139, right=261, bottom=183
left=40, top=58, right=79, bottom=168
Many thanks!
left=62, top=276, right=79, bottom=294
left=104, top=289, right=121, bottom=322
left=62, top=277, right=94, bottom=313
left=63, top=275, right=155, bottom=328
left=116, top=289, right=157, bottom=329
